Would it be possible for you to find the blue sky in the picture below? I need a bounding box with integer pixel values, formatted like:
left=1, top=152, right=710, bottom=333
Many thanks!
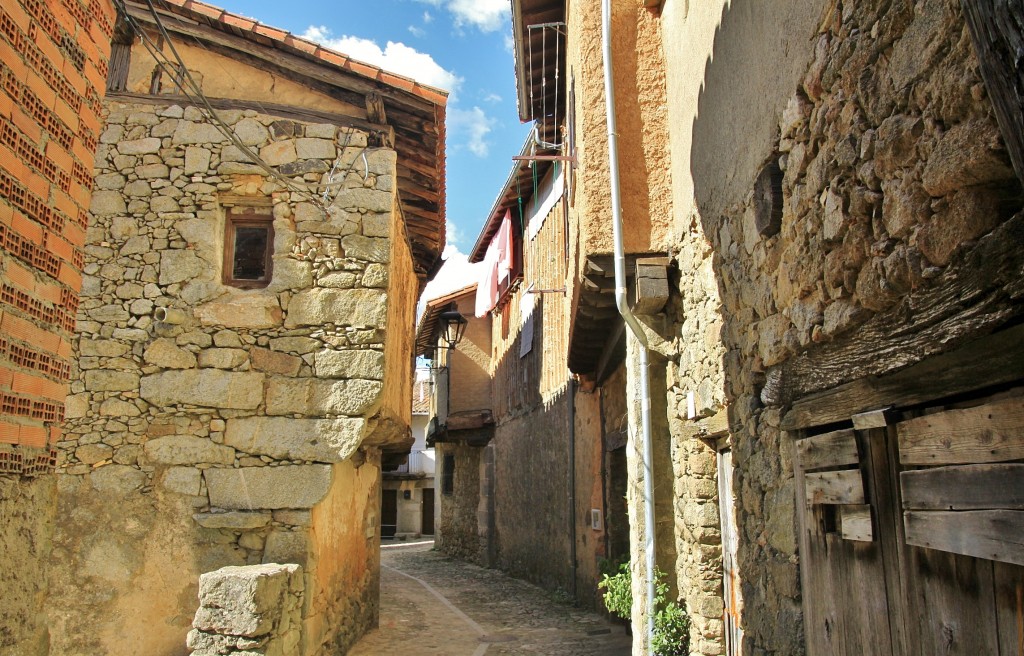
left=214, top=0, right=532, bottom=260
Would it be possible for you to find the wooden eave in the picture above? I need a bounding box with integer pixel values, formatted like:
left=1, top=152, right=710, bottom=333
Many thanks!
left=414, top=285, right=478, bottom=357
left=511, top=0, right=566, bottom=123
left=125, top=0, right=448, bottom=281
left=568, top=253, right=665, bottom=379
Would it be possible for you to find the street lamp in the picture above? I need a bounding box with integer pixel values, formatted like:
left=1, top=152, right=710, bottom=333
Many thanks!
left=438, top=310, right=467, bottom=351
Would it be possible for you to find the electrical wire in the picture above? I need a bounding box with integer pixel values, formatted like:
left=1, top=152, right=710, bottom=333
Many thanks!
left=112, top=0, right=375, bottom=215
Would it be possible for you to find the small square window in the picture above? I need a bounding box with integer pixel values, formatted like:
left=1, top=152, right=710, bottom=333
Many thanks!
left=223, top=206, right=273, bottom=288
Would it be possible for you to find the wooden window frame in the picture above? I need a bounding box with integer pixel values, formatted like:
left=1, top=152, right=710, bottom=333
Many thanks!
left=222, top=207, right=274, bottom=289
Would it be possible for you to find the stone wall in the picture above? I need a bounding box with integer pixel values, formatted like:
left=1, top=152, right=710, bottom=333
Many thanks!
left=435, top=442, right=482, bottom=562
left=657, top=0, right=1020, bottom=654
left=51, top=101, right=409, bottom=655
left=187, top=563, right=304, bottom=656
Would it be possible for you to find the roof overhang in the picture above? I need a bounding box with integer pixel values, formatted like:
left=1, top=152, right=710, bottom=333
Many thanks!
left=414, top=284, right=477, bottom=357
left=510, top=0, right=566, bottom=124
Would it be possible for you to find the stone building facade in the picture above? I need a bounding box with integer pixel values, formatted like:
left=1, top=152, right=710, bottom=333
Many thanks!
left=0, top=1, right=115, bottom=654
left=48, top=2, right=447, bottom=654
left=497, top=1, right=1023, bottom=655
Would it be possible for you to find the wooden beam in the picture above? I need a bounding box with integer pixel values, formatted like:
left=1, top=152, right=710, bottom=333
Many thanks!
left=106, top=92, right=391, bottom=138
left=771, top=210, right=1024, bottom=419
left=796, top=429, right=859, bottom=471
left=365, top=92, right=387, bottom=125
left=897, top=396, right=1024, bottom=465
left=962, top=0, right=1024, bottom=183
left=904, top=509, right=1024, bottom=566
left=839, top=504, right=873, bottom=542
left=805, top=469, right=865, bottom=505
left=901, top=464, right=1024, bottom=511
left=781, top=322, right=1024, bottom=431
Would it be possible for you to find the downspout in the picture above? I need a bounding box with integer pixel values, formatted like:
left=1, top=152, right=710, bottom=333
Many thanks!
left=601, top=0, right=657, bottom=651
left=568, top=376, right=578, bottom=604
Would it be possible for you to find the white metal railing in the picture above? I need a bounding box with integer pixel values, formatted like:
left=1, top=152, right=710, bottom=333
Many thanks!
left=393, top=449, right=435, bottom=475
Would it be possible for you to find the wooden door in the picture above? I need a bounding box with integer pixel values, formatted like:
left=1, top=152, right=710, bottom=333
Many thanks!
left=422, top=488, right=435, bottom=535
left=381, top=489, right=398, bottom=539
left=794, top=393, right=1024, bottom=656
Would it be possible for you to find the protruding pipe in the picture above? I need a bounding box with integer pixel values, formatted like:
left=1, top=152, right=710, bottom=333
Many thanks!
left=153, top=307, right=187, bottom=325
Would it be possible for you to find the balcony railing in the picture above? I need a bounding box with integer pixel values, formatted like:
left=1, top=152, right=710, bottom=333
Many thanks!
left=393, top=449, right=435, bottom=475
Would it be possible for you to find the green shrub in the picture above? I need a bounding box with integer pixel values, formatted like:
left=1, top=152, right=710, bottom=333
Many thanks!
left=598, top=562, right=690, bottom=656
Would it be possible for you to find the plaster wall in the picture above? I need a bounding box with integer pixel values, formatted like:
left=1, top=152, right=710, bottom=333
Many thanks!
left=565, top=0, right=673, bottom=260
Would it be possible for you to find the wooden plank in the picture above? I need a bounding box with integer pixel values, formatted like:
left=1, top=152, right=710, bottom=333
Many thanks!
left=839, top=504, right=873, bottom=542
left=901, top=464, right=1024, bottom=511
left=962, top=0, right=1024, bottom=183
left=781, top=320, right=1024, bottom=431
left=851, top=407, right=893, bottom=430
left=805, top=469, right=865, bottom=505
left=905, top=510, right=1024, bottom=566
left=775, top=211, right=1024, bottom=428
left=796, top=429, right=858, bottom=470
left=897, top=396, right=1024, bottom=465
left=906, top=545, right=1000, bottom=656
left=992, top=561, right=1024, bottom=656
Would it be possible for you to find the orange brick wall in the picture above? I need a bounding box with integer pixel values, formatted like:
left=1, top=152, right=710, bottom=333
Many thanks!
left=0, top=0, right=113, bottom=473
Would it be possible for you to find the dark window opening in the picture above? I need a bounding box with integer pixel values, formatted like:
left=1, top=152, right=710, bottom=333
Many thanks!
left=442, top=454, right=455, bottom=495
left=106, top=13, right=134, bottom=93
left=223, top=206, right=273, bottom=289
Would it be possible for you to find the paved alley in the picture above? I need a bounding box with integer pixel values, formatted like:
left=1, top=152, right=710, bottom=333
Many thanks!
left=348, top=542, right=633, bottom=656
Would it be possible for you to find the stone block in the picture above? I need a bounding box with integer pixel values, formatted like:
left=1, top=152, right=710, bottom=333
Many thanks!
left=172, top=121, right=226, bottom=145
left=195, top=295, right=283, bottom=329
left=314, top=350, right=384, bottom=380
left=263, top=531, right=309, bottom=566
left=118, top=138, right=161, bottom=154
left=362, top=264, right=388, bottom=288
left=140, top=370, right=265, bottom=409
left=204, top=465, right=333, bottom=510
left=163, top=466, right=202, bottom=495
left=143, top=339, right=198, bottom=369
left=184, top=146, right=211, bottom=174
left=295, top=138, right=336, bottom=160
left=272, top=510, right=311, bottom=527
left=318, top=272, right=356, bottom=288
left=267, top=258, right=312, bottom=292
left=80, top=339, right=131, bottom=357
left=144, top=435, right=235, bottom=466
left=76, top=443, right=112, bottom=464
left=268, top=337, right=319, bottom=355
left=193, top=564, right=301, bottom=637
left=333, top=187, right=393, bottom=213
left=285, top=288, right=387, bottom=329
left=198, top=348, right=248, bottom=370
left=340, top=235, right=389, bottom=263
left=137, top=163, right=170, bottom=179
left=224, top=416, right=368, bottom=462
left=265, top=378, right=382, bottom=416
left=234, top=118, right=270, bottom=146
left=250, top=347, right=302, bottom=376
left=84, top=370, right=139, bottom=392
left=64, top=393, right=90, bottom=419
left=260, top=141, right=297, bottom=166
left=90, top=465, right=147, bottom=496
left=159, top=250, right=206, bottom=286
left=194, top=511, right=272, bottom=530
left=922, top=119, right=1016, bottom=197
left=99, top=398, right=141, bottom=417
left=90, top=191, right=127, bottom=215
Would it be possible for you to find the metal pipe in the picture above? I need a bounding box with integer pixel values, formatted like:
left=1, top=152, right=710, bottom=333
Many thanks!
left=568, top=376, right=578, bottom=605
left=601, top=0, right=657, bottom=650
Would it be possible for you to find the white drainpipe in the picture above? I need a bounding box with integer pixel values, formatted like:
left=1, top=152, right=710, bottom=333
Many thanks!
left=601, top=0, right=658, bottom=651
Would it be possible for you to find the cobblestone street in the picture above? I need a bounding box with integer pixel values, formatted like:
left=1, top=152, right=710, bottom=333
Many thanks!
left=349, top=542, right=633, bottom=655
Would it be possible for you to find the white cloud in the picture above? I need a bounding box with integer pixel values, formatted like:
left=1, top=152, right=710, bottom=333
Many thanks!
left=482, top=92, right=502, bottom=104
left=408, top=25, right=426, bottom=38
left=413, top=0, right=510, bottom=33
left=423, top=11, right=434, bottom=23
left=300, top=26, right=460, bottom=94
left=417, top=248, right=484, bottom=320
left=449, top=106, right=495, bottom=158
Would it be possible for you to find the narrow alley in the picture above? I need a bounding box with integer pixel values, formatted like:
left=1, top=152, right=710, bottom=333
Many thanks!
left=349, top=542, right=632, bottom=656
